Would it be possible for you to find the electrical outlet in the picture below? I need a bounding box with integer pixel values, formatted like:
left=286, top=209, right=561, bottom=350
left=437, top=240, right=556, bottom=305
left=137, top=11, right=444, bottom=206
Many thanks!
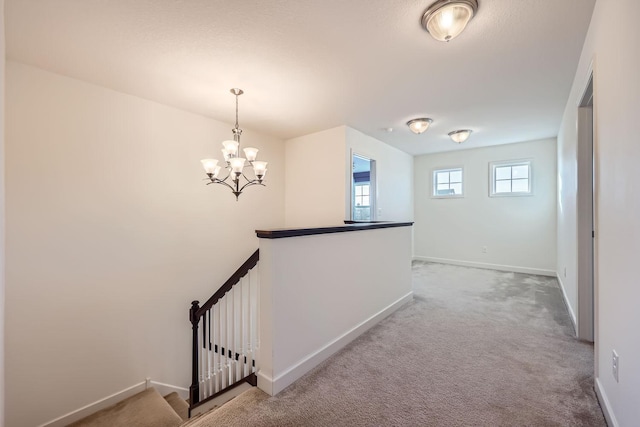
left=564, top=267, right=567, bottom=278
left=612, top=350, right=619, bottom=382
left=482, top=246, right=487, bottom=253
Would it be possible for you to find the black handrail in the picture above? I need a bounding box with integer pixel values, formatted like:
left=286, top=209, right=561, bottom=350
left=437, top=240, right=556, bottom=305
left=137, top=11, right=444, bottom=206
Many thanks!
left=189, top=249, right=259, bottom=413
left=195, top=249, right=259, bottom=319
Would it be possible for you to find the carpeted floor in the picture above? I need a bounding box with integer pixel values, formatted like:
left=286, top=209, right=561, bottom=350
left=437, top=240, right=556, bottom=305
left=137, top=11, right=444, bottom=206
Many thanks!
left=189, top=262, right=606, bottom=426
left=69, top=388, right=186, bottom=427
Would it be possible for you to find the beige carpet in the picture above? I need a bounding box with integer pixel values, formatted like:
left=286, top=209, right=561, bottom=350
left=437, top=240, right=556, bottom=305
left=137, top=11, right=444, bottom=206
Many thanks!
left=69, top=388, right=184, bottom=427
left=189, top=262, right=606, bottom=426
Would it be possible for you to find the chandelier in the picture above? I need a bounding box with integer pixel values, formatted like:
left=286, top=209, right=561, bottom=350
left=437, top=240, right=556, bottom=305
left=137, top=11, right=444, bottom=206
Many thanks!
left=200, top=88, right=267, bottom=200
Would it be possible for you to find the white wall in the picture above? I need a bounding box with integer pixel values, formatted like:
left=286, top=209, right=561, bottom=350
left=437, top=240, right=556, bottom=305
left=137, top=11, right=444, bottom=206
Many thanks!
left=345, top=127, right=413, bottom=222
left=5, top=62, right=285, bottom=427
left=1, top=2, right=6, bottom=425
left=285, top=126, right=414, bottom=228
left=414, top=138, right=557, bottom=275
left=284, top=126, right=346, bottom=227
left=558, top=0, right=640, bottom=425
left=257, top=225, right=413, bottom=395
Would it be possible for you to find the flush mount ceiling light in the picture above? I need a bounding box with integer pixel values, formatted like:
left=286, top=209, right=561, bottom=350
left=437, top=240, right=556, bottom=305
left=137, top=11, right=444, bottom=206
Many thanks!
left=421, top=0, right=479, bottom=42
left=448, top=129, right=473, bottom=143
left=407, top=118, right=433, bottom=134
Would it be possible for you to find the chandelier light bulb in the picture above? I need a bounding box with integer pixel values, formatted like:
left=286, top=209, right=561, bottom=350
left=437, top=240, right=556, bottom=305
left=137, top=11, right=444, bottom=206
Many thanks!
left=222, top=140, right=239, bottom=157
left=201, top=159, right=218, bottom=174
left=229, top=157, right=246, bottom=174
left=252, top=161, right=268, bottom=177
left=243, top=147, right=259, bottom=162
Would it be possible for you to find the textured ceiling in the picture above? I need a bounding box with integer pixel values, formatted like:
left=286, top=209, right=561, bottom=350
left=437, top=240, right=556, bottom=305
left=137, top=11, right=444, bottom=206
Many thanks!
left=5, top=0, right=595, bottom=155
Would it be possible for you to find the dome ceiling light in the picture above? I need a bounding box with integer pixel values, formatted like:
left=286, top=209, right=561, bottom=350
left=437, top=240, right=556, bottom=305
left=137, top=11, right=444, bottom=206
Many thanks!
left=407, top=118, right=433, bottom=134
left=421, top=0, right=479, bottom=42
left=448, top=129, right=473, bottom=143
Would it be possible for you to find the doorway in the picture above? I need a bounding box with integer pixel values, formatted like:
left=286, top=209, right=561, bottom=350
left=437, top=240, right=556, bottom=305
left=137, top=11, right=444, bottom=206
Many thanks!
left=351, top=153, right=376, bottom=221
left=577, top=72, right=594, bottom=342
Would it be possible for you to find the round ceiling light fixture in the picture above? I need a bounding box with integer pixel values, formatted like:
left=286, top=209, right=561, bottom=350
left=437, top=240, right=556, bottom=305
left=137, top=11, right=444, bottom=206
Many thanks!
left=421, top=0, right=479, bottom=42
left=448, top=129, right=472, bottom=143
left=407, top=118, right=433, bottom=134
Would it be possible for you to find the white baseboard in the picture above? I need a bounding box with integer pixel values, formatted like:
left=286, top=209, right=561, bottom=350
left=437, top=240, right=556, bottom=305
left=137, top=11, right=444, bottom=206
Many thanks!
left=258, top=292, right=413, bottom=396
left=413, top=256, right=556, bottom=277
left=595, top=377, right=618, bottom=427
left=38, top=379, right=188, bottom=427
left=556, top=273, right=577, bottom=333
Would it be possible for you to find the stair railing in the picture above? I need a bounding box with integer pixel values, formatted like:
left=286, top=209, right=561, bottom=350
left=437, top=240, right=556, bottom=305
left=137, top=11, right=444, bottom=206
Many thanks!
left=189, top=249, right=260, bottom=415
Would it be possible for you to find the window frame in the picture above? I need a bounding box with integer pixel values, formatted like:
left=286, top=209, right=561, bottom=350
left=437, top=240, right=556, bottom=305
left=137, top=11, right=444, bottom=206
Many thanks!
left=489, top=159, right=533, bottom=197
left=354, top=183, right=370, bottom=208
left=431, top=166, right=464, bottom=198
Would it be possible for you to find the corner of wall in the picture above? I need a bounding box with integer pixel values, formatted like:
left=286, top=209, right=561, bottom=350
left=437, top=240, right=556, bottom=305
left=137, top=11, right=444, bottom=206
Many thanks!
left=555, top=273, right=577, bottom=333
left=1, top=1, right=6, bottom=425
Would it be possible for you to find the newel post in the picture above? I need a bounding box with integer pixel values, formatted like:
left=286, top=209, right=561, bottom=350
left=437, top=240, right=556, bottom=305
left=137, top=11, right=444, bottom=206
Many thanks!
left=189, top=300, right=200, bottom=407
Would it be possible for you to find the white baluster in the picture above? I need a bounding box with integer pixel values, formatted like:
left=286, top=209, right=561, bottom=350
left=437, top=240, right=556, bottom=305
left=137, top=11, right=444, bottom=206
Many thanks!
left=241, top=275, right=247, bottom=377
left=237, top=285, right=241, bottom=380
left=210, top=305, right=216, bottom=395
left=215, top=302, right=221, bottom=393
left=221, top=294, right=227, bottom=389
left=227, top=292, right=232, bottom=389
left=239, top=277, right=245, bottom=379
left=251, top=264, right=260, bottom=372
left=207, top=309, right=213, bottom=398
left=246, top=271, right=251, bottom=375
left=230, top=287, right=236, bottom=384
left=200, top=316, right=206, bottom=400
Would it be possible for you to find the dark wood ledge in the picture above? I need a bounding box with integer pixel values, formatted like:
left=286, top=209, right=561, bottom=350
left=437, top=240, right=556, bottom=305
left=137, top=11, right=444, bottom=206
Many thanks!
left=256, top=221, right=414, bottom=239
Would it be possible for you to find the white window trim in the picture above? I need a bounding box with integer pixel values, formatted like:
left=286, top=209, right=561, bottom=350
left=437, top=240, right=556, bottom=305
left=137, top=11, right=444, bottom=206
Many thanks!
left=489, top=159, right=533, bottom=197
left=354, top=183, right=371, bottom=207
left=431, top=166, right=464, bottom=198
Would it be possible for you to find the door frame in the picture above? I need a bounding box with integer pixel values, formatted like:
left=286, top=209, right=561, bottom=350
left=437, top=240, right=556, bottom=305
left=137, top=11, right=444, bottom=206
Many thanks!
left=350, top=151, right=377, bottom=222
left=576, top=69, right=595, bottom=343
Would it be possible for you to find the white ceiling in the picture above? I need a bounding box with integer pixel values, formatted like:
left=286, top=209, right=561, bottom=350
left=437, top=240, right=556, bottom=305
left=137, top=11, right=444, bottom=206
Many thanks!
left=5, top=0, right=595, bottom=155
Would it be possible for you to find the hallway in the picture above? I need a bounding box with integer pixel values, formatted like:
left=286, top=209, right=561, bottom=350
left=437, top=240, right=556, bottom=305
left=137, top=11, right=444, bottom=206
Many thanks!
left=183, top=262, right=606, bottom=426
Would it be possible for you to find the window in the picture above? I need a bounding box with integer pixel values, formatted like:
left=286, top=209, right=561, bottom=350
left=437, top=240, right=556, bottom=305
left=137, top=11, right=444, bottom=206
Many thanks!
left=354, top=184, right=370, bottom=207
left=490, top=160, right=532, bottom=196
left=432, top=167, right=463, bottom=197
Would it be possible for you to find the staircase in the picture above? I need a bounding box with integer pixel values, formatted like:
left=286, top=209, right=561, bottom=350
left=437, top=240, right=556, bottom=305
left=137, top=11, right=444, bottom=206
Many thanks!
left=188, top=249, right=260, bottom=416
left=69, top=388, right=188, bottom=427
left=69, top=386, right=268, bottom=427
left=68, top=250, right=262, bottom=426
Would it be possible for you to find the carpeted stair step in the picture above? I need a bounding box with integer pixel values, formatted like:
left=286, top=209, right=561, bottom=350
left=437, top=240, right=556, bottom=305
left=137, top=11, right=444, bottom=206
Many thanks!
left=163, top=391, right=189, bottom=422
left=68, top=388, right=184, bottom=427
left=180, top=388, right=268, bottom=427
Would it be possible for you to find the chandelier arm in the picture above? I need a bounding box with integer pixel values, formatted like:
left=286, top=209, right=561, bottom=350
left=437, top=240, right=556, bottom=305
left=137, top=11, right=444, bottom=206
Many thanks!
left=240, top=171, right=257, bottom=182
left=238, top=180, right=264, bottom=193
left=217, top=170, right=232, bottom=183
left=207, top=178, right=236, bottom=192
